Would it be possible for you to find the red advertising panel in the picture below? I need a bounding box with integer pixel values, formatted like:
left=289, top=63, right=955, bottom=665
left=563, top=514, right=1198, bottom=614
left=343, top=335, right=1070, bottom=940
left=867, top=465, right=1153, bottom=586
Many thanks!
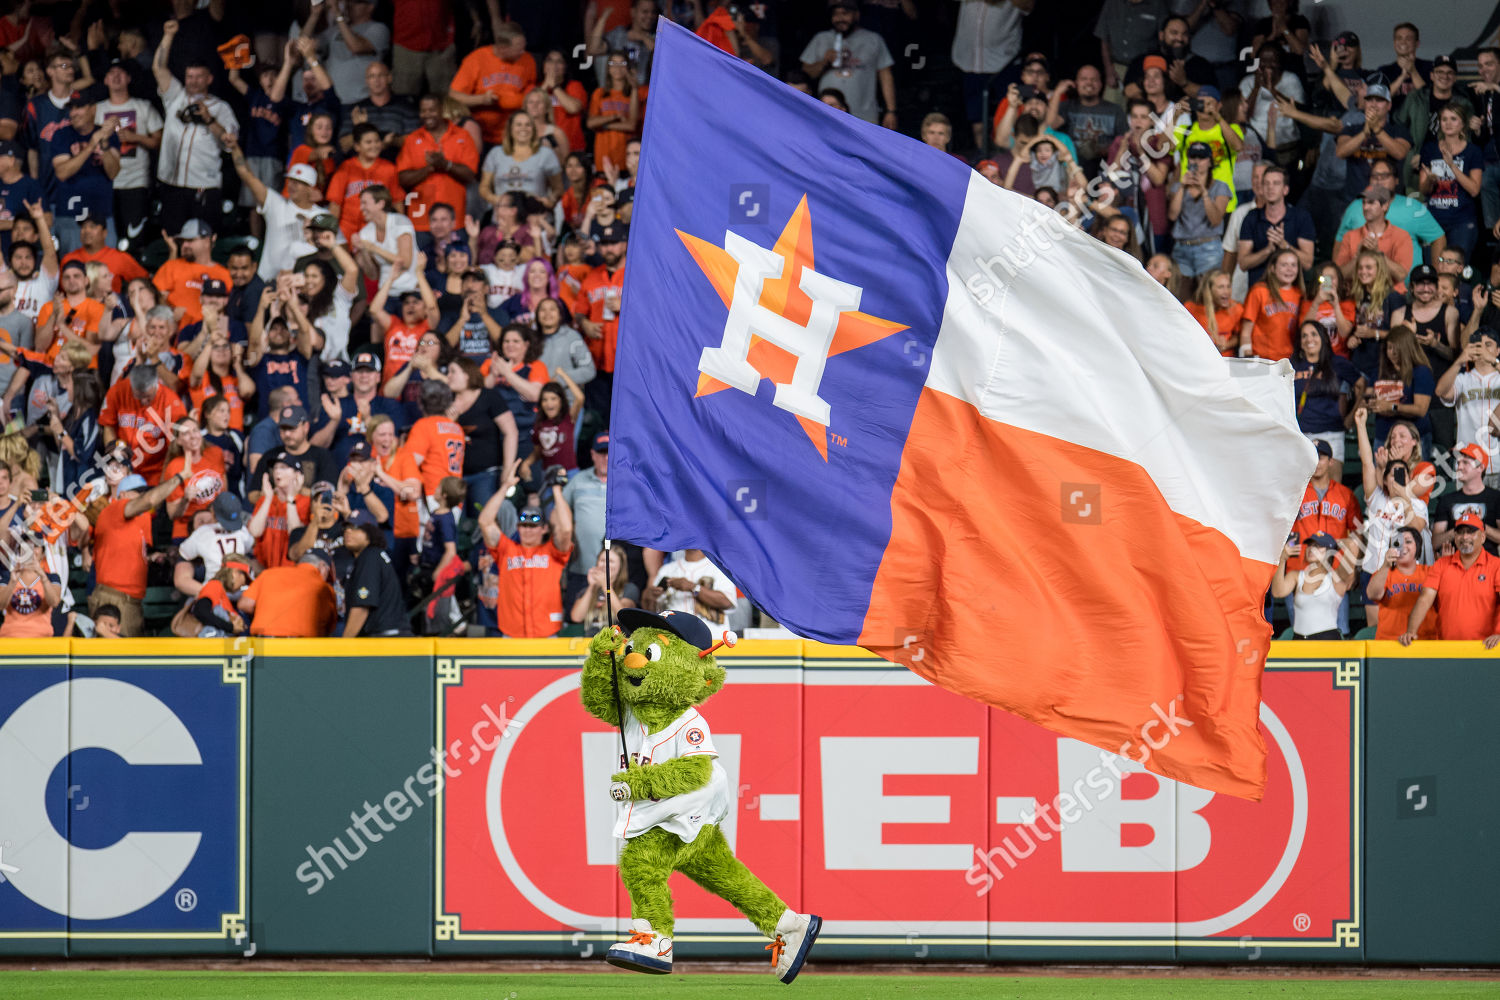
left=437, top=643, right=1356, bottom=961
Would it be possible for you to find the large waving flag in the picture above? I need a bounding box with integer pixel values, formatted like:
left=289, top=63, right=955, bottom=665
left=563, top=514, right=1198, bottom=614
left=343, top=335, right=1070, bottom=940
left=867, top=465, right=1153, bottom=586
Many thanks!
left=606, top=21, right=1316, bottom=799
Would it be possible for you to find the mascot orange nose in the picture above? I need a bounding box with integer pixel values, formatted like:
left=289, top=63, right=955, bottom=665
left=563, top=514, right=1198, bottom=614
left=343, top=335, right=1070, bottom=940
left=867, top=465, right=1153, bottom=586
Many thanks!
left=623, top=652, right=648, bottom=672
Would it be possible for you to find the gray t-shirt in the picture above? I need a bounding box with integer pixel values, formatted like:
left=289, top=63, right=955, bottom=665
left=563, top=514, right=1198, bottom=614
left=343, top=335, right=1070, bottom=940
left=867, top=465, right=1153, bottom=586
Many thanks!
left=561, top=468, right=606, bottom=575
left=800, top=28, right=893, bottom=123
left=320, top=20, right=390, bottom=103
left=1172, top=178, right=1231, bottom=242
left=1093, top=0, right=1169, bottom=66
left=537, top=325, right=596, bottom=392
left=1060, top=99, right=1126, bottom=164
left=0, top=309, right=34, bottom=403
left=482, top=145, right=561, bottom=200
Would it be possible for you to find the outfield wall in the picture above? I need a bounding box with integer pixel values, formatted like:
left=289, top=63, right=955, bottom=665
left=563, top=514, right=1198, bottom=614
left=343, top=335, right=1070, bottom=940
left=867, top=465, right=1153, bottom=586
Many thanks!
left=0, top=639, right=1492, bottom=964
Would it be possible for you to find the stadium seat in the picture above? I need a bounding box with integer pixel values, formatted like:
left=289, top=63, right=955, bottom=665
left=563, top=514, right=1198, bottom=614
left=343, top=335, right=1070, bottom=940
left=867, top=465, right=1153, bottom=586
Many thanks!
left=1353, top=626, right=1376, bottom=640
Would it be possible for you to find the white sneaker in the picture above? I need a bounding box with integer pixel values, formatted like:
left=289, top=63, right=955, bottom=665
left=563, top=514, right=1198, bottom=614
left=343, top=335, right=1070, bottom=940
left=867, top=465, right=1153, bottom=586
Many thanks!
left=768, top=908, right=821, bottom=984
left=605, top=919, right=674, bottom=975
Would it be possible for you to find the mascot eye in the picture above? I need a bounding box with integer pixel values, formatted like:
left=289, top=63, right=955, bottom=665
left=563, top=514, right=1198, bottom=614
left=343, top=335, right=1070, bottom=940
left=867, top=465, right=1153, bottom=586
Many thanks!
left=645, top=643, right=664, bottom=662
left=623, top=642, right=633, bottom=656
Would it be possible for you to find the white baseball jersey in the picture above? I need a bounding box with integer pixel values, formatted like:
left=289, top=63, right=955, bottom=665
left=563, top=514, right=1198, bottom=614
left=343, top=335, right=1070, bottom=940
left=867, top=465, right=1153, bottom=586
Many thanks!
left=1444, top=367, right=1500, bottom=467
left=179, top=524, right=254, bottom=579
left=612, top=704, right=729, bottom=844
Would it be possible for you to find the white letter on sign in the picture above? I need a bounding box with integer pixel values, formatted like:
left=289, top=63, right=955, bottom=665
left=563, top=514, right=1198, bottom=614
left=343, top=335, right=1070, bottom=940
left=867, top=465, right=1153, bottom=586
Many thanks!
left=820, top=737, right=978, bottom=870
left=1055, top=740, right=1213, bottom=872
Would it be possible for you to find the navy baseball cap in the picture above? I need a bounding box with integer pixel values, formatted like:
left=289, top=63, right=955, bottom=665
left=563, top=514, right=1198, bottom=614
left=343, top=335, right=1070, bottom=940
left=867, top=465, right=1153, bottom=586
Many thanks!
left=1409, top=264, right=1438, bottom=286
left=596, top=222, right=629, bottom=243
left=618, top=608, right=715, bottom=651
left=0, top=140, right=22, bottom=160
left=1196, top=85, right=1221, bottom=102
left=1187, top=141, right=1213, bottom=160
left=277, top=404, right=309, bottom=427
left=352, top=348, right=381, bottom=372
left=213, top=492, right=245, bottom=530
left=1313, top=440, right=1334, bottom=459
left=347, top=509, right=379, bottom=529
left=201, top=278, right=229, bottom=297
left=1305, top=532, right=1338, bottom=549
left=591, top=431, right=610, bottom=452
left=324, top=359, right=351, bottom=378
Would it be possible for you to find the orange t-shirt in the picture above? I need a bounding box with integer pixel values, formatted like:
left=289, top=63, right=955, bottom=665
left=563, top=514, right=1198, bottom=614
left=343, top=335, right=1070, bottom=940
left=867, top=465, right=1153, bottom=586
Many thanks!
left=36, top=297, right=104, bottom=364
left=581, top=263, right=625, bottom=372
left=557, top=262, right=592, bottom=317
left=380, top=448, right=422, bottom=539
left=93, top=496, right=152, bottom=599
left=478, top=357, right=548, bottom=385
left=1426, top=550, right=1500, bottom=640
left=406, top=414, right=465, bottom=495
left=154, top=258, right=233, bottom=325
left=188, top=371, right=247, bottom=431
left=588, top=86, right=644, bottom=171
left=1185, top=301, right=1244, bottom=357
left=395, top=124, right=480, bottom=232
left=1241, top=284, right=1303, bottom=362
left=1373, top=564, right=1439, bottom=640
left=1302, top=298, right=1358, bottom=355
left=451, top=47, right=536, bottom=145
left=197, top=577, right=238, bottom=624
left=99, top=380, right=186, bottom=482
left=253, top=493, right=312, bottom=569
left=162, top=446, right=228, bottom=539
left=490, top=533, right=572, bottom=637
left=382, top=321, right=425, bottom=381
left=244, top=563, right=336, bottom=637
left=62, top=246, right=149, bottom=293
left=551, top=79, right=589, bottom=153
left=327, top=157, right=405, bottom=239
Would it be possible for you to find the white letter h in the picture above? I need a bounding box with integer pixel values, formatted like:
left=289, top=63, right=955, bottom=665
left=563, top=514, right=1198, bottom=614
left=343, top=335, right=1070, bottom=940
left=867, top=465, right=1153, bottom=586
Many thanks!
left=697, top=231, right=861, bottom=427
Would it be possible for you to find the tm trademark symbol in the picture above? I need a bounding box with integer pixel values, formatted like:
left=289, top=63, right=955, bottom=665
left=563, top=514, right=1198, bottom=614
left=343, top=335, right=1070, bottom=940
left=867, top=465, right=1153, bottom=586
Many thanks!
left=831, top=433, right=848, bottom=448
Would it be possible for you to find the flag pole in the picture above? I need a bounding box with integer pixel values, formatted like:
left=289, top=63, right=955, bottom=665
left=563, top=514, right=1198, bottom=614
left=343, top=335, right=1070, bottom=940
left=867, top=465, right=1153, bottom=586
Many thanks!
left=604, top=538, right=627, bottom=764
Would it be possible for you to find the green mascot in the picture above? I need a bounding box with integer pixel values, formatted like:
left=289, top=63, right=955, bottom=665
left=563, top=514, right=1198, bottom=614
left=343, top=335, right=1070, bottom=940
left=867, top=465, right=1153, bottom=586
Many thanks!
left=581, top=608, right=820, bottom=983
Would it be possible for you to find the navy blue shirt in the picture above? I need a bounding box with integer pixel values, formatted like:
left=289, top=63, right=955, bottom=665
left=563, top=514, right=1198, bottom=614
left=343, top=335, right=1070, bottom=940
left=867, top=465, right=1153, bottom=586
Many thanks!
left=0, top=173, right=43, bottom=254
left=314, top=393, right=407, bottom=462
left=51, top=124, right=121, bottom=220
left=23, top=92, right=71, bottom=202
left=287, top=87, right=341, bottom=156
left=249, top=350, right=311, bottom=416
left=1292, top=355, right=1359, bottom=435
left=419, top=508, right=459, bottom=567
left=1373, top=363, right=1436, bottom=442
left=1239, top=205, right=1317, bottom=286
left=245, top=86, right=290, bottom=160
left=1339, top=118, right=1414, bottom=201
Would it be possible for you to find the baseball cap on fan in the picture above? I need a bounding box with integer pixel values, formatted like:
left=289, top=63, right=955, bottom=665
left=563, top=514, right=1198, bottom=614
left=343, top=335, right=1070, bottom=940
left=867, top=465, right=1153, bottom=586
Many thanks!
left=214, top=493, right=245, bottom=530
left=286, top=163, right=319, bottom=188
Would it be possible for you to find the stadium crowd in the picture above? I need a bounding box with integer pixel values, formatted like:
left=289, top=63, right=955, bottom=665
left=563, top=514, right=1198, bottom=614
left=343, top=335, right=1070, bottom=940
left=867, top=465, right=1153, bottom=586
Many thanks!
left=0, top=0, right=1496, bottom=642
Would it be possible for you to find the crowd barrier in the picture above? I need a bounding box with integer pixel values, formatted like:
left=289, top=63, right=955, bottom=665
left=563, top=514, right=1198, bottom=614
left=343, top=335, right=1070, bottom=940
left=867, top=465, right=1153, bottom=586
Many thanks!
left=0, top=638, right=1493, bottom=964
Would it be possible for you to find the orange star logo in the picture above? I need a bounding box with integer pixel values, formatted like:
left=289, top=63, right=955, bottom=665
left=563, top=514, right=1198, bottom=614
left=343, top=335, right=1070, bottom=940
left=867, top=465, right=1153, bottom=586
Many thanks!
left=676, top=195, right=907, bottom=460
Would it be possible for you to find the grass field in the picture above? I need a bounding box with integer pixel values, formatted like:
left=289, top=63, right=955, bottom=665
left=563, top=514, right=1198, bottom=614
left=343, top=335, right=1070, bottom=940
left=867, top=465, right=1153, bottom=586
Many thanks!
left=2, top=972, right=1498, bottom=999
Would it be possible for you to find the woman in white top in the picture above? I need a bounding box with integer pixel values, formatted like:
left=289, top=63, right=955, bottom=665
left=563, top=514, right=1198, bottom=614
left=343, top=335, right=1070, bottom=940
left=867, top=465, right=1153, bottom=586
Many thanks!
left=1271, top=533, right=1356, bottom=639
left=480, top=110, right=563, bottom=210
left=1354, top=404, right=1433, bottom=569
left=1238, top=43, right=1304, bottom=159
left=352, top=185, right=415, bottom=296
left=296, top=231, right=360, bottom=362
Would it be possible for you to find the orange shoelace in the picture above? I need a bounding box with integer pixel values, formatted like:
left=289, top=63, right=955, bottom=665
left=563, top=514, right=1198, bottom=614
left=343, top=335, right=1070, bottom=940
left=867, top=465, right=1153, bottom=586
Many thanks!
left=627, top=930, right=655, bottom=946
left=766, top=934, right=785, bottom=966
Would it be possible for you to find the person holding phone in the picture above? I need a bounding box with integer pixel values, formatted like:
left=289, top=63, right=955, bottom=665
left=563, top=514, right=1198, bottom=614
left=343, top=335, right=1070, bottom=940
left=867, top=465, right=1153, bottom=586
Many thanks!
left=1271, top=532, right=1356, bottom=640
left=1367, top=526, right=1438, bottom=640
left=1355, top=404, right=1432, bottom=583
left=0, top=537, right=62, bottom=637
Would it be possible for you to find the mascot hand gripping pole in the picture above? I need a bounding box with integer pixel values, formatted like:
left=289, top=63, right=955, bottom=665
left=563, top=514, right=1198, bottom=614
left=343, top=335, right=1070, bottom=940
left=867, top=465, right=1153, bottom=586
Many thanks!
left=580, top=609, right=820, bottom=983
